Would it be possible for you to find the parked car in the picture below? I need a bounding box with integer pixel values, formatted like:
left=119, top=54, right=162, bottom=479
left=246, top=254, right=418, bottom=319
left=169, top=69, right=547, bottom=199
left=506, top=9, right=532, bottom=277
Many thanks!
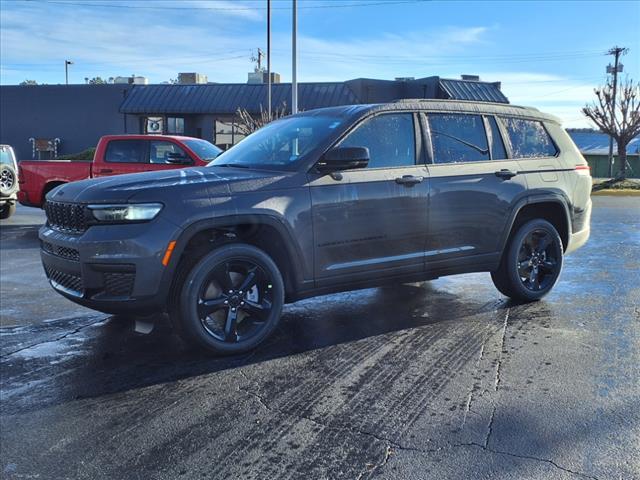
left=18, top=135, right=222, bottom=208
left=0, top=144, right=19, bottom=219
left=38, top=100, right=591, bottom=355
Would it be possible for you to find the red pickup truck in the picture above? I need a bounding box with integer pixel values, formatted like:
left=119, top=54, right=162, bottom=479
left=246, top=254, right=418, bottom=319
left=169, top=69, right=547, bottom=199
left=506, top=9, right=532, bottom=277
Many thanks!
left=18, top=135, right=222, bottom=208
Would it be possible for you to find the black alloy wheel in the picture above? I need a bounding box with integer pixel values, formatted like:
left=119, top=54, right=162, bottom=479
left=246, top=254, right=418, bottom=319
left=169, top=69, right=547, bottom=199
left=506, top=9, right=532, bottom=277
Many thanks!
left=197, top=260, right=274, bottom=343
left=516, top=228, right=561, bottom=292
left=178, top=244, right=284, bottom=355
left=491, top=219, right=563, bottom=302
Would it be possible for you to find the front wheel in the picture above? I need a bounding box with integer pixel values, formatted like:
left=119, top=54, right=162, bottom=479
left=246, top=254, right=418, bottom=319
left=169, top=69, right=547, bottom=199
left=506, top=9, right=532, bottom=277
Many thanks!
left=491, top=219, right=563, bottom=302
left=175, top=243, right=285, bottom=355
left=0, top=203, right=16, bottom=220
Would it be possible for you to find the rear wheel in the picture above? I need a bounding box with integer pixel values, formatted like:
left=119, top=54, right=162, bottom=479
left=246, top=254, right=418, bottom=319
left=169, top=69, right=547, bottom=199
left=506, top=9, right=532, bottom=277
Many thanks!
left=175, top=243, right=284, bottom=355
left=491, top=219, right=563, bottom=302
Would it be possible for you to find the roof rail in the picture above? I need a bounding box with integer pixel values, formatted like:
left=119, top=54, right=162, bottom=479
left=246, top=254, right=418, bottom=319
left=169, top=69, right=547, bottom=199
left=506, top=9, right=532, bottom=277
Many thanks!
left=391, top=98, right=539, bottom=111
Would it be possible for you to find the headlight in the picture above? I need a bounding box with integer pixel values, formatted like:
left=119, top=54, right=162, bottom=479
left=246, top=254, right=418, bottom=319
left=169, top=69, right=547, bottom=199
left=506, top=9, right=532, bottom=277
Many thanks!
left=88, top=203, right=163, bottom=223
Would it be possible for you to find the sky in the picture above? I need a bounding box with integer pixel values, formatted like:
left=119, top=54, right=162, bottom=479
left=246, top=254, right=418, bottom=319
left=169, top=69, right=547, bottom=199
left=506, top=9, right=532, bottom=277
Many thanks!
left=1, top=0, right=639, bottom=127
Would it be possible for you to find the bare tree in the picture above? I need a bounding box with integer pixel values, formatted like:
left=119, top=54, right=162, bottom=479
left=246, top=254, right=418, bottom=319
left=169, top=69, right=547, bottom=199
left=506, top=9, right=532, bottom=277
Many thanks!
left=235, top=104, right=289, bottom=136
left=19, top=79, right=38, bottom=85
left=582, top=77, right=640, bottom=179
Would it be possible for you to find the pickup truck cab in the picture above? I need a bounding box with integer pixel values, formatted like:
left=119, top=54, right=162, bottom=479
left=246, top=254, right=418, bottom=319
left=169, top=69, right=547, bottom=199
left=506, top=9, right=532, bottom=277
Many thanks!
left=18, top=135, right=221, bottom=208
left=39, top=101, right=591, bottom=355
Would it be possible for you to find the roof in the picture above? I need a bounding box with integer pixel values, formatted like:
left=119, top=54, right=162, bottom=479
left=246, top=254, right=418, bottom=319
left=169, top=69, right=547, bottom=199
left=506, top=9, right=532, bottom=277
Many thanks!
left=567, top=130, right=640, bottom=155
left=120, top=82, right=359, bottom=115
left=438, top=79, right=508, bottom=103
left=119, top=77, right=510, bottom=115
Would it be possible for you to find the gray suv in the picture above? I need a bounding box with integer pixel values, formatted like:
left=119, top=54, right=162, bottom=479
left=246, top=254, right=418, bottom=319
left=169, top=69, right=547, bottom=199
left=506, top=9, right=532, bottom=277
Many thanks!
left=39, top=100, right=592, bottom=354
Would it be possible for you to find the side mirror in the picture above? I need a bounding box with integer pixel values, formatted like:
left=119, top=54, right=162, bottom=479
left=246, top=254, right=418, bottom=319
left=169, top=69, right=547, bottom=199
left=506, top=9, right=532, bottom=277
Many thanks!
left=317, top=147, right=369, bottom=172
left=166, top=152, right=192, bottom=165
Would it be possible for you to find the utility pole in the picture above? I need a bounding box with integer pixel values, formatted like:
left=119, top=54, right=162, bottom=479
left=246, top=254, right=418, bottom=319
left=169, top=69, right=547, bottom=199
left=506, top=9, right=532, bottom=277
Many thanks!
left=64, top=60, right=73, bottom=85
left=267, top=0, right=272, bottom=118
left=291, top=0, right=298, bottom=114
left=605, top=46, right=627, bottom=177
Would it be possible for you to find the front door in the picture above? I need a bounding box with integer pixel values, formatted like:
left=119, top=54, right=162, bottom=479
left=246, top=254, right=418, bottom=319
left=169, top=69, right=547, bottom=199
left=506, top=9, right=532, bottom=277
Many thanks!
left=309, top=112, right=429, bottom=286
left=424, top=113, right=527, bottom=266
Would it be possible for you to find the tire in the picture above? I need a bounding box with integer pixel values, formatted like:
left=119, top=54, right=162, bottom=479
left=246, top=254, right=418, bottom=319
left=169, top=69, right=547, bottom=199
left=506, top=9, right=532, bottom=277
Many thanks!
left=0, top=164, right=18, bottom=197
left=0, top=203, right=16, bottom=219
left=491, top=219, right=563, bottom=302
left=174, top=243, right=285, bottom=355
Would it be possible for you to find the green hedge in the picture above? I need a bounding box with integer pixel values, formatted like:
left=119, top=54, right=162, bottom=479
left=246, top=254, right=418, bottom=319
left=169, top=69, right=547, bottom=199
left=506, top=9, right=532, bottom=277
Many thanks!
left=57, top=147, right=96, bottom=161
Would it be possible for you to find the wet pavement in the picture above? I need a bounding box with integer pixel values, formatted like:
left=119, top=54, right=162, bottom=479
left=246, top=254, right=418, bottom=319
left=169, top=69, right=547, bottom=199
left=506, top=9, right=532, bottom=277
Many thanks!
left=0, top=199, right=638, bottom=480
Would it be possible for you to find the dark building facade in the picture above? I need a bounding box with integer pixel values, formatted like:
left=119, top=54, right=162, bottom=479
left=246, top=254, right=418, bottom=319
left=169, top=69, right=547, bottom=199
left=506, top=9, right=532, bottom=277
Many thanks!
left=1, top=76, right=508, bottom=160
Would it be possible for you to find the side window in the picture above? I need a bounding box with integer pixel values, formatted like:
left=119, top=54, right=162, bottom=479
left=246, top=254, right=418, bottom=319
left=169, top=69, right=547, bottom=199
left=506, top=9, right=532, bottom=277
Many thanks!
left=502, top=118, right=558, bottom=158
left=487, top=116, right=507, bottom=160
left=339, top=114, right=415, bottom=168
left=104, top=140, right=147, bottom=163
left=428, top=114, right=489, bottom=163
left=150, top=141, right=189, bottom=164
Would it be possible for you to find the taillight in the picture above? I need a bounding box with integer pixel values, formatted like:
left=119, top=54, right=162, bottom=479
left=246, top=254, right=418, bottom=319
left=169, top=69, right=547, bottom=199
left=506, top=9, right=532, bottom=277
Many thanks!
left=575, top=165, right=591, bottom=176
left=18, top=165, right=24, bottom=183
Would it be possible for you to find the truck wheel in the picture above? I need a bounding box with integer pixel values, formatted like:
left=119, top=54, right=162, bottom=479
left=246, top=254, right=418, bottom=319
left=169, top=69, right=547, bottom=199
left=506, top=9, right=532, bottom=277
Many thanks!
left=175, top=243, right=284, bottom=355
left=0, top=203, right=16, bottom=219
left=0, top=164, right=18, bottom=196
left=491, top=219, right=563, bottom=302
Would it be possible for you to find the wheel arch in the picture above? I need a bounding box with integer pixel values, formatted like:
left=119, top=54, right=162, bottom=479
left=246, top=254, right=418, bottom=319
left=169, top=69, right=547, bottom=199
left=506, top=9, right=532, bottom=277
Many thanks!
left=42, top=180, right=67, bottom=203
left=163, top=214, right=306, bottom=304
left=500, top=194, right=571, bottom=256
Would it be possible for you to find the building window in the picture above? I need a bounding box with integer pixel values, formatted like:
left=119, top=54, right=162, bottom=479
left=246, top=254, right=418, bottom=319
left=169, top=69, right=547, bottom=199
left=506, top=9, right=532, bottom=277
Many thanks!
left=145, top=117, right=164, bottom=134
left=214, top=119, right=246, bottom=149
left=167, top=117, right=185, bottom=135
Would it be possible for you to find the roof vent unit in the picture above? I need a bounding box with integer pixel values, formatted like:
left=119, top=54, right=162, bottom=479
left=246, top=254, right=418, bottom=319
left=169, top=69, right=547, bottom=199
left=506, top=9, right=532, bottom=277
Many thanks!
left=395, top=77, right=415, bottom=82
left=461, top=75, right=480, bottom=81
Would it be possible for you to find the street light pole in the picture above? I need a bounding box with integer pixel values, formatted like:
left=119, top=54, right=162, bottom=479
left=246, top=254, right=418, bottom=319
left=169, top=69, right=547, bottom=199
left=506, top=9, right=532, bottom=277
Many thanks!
left=291, top=0, right=298, bottom=114
left=65, top=60, right=73, bottom=85
left=267, top=0, right=272, bottom=119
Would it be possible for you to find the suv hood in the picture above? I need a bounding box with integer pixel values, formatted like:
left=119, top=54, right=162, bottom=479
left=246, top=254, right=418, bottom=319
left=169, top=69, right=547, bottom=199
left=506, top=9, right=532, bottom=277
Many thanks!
left=47, top=166, right=296, bottom=204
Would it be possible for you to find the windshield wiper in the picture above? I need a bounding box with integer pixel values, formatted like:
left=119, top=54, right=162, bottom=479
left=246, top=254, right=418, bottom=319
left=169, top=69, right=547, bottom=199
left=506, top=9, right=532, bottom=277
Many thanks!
left=213, top=163, right=251, bottom=169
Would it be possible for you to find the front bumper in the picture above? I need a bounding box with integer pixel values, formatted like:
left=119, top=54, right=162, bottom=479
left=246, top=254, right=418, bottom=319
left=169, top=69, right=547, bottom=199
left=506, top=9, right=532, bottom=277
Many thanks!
left=39, top=217, right=182, bottom=315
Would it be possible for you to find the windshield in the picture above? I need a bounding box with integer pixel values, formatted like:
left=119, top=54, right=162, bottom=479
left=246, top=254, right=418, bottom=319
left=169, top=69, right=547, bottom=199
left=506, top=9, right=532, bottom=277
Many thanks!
left=183, top=139, right=222, bottom=161
left=0, top=146, right=16, bottom=167
left=209, top=115, right=343, bottom=170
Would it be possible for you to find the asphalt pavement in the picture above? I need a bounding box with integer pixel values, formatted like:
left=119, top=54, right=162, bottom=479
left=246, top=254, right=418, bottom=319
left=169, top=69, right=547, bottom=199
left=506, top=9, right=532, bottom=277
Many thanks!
left=0, top=198, right=638, bottom=480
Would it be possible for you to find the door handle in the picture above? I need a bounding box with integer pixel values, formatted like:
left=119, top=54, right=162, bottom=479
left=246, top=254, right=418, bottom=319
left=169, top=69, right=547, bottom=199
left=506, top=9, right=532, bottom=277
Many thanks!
left=99, top=169, right=113, bottom=174
left=395, top=175, right=424, bottom=186
left=494, top=169, right=517, bottom=179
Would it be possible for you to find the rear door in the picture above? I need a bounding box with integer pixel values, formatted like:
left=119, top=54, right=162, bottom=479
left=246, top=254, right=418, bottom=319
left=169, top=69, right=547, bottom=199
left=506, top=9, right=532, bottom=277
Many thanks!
left=309, top=112, right=429, bottom=284
left=424, top=112, right=527, bottom=265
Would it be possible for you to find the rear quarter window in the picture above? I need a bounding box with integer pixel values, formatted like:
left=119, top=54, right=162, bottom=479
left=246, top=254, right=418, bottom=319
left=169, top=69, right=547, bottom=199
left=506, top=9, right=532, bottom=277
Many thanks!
left=502, top=118, right=558, bottom=158
left=105, top=140, right=147, bottom=163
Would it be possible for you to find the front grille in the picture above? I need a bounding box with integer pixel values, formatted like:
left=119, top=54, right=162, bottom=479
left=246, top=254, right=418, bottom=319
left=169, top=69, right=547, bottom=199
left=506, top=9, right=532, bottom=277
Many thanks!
left=44, top=201, right=88, bottom=234
left=45, top=265, right=83, bottom=295
left=103, top=272, right=135, bottom=297
left=41, top=241, right=80, bottom=262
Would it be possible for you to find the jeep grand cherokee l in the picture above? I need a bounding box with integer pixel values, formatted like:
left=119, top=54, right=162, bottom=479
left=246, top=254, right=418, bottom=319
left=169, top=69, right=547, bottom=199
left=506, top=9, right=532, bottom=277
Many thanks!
left=39, top=100, right=591, bottom=355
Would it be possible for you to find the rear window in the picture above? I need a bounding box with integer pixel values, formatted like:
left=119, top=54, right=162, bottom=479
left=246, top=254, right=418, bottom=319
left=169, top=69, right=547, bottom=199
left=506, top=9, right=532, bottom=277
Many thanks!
left=428, top=114, right=489, bottom=163
left=502, top=118, right=558, bottom=158
left=105, top=140, right=147, bottom=163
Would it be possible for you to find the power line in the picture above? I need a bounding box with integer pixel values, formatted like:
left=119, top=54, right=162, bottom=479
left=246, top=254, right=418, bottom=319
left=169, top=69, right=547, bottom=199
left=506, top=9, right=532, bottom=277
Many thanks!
left=8, top=0, right=431, bottom=11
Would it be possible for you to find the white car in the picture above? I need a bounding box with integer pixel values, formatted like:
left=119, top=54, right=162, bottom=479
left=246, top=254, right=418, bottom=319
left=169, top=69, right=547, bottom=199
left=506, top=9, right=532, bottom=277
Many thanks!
left=0, top=144, right=18, bottom=219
